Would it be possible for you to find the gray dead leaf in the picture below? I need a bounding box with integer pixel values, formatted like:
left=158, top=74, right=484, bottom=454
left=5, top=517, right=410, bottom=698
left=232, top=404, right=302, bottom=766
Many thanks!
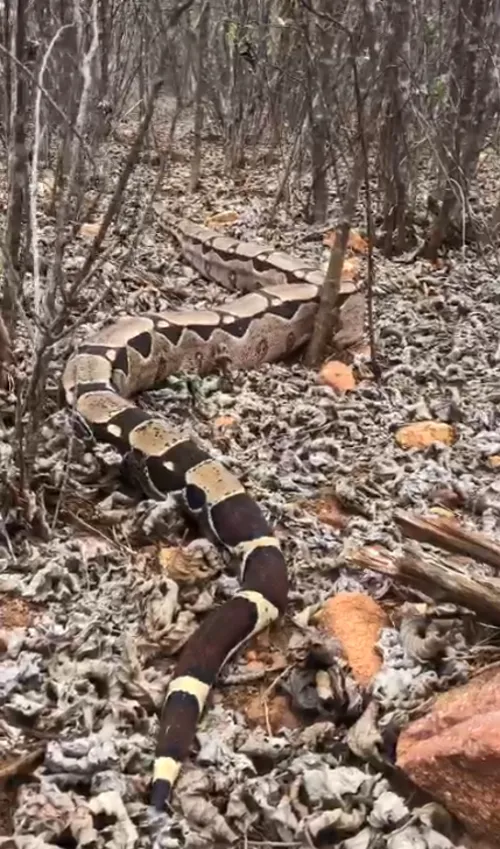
left=26, top=563, right=80, bottom=600
left=339, top=826, right=380, bottom=849
left=142, top=576, right=179, bottom=631
left=1, top=626, right=27, bottom=659
left=301, top=807, right=367, bottom=842
left=6, top=693, right=46, bottom=722
left=372, top=628, right=441, bottom=707
left=77, top=534, right=116, bottom=560
left=141, top=573, right=200, bottom=650
left=175, top=767, right=212, bottom=798
left=265, top=796, right=299, bottom=841
left=414, top=802, right=455, bottom=837
left=197, top=710, right=255, bottom=782
left=245, top=777, right=299, bottom=841
left=368, top=790, right=409, bottom=829
left=13, top=781, right=94, bottom=844
left=237, top=727, right=290, bottom=761
left=422, top=829, right=457, bottom=849
left=0, top=655, right=42, bottom=701
left=179, top=794, right=237, bottom=843
left=372, top=665, right=439, bottom=708
left=302, top=764, right=369, bottom=805
left=196, top=704, right=239, bottom=742
left=0, top=573, right=25, bottom=593
left=44, top=727, right=120, bottom=777
left=347, top=700, right=383, bottom=760
left=197, top=732, right=255, bottom=778
left=225, top=785, right=259, bottom=832
left=147, top=811, right=183, bottom=849
left=139, top=497, right=182, bottom=537
left=88, top=790, right=138, bottom=849
left=90, top=770, right=129, bottom=797
left=183, top=537, right=224, bottom=573
left=153, top=608, right=198, bottom=652
left=296, top=720, right=337, bottom=748
left=400, top=615, right=447, bottom=663
left=190, top=587, right=215, bottom=613
left=386, top=824, right=428, bottom=849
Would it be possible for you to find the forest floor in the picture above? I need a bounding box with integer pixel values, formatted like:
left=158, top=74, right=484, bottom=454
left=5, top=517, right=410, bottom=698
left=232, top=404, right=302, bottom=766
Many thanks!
left=1, top=110, right=500, bottom=848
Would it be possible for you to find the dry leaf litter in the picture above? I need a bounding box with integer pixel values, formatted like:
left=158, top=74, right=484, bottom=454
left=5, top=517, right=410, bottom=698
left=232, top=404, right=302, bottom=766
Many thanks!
left=1, top=114, right=500, bottom=849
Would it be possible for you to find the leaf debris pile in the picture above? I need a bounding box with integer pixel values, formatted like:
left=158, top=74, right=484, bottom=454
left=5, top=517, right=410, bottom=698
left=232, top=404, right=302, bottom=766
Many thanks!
left=1, top=123, right=499, bottom=848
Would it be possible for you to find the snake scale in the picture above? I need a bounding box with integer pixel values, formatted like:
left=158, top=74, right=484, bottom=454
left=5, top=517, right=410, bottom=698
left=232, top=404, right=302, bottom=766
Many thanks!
left=62, top=212, right=342, bottom=810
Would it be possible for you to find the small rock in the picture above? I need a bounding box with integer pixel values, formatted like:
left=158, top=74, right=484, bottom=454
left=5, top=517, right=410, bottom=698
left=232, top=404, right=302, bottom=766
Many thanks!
left=320, top=361, right=356, bottom=392
left=213, top=414, right=238, bottom=431
left=397, top=667, right=500, bottom=840
left=0, top=596, right=35, bottom=630
left=306, top=495, right=350, bottom=530
left=395, top=421, right=456, bottom=450
left=323, top=228, right=369, bottom=255
left=317, top=592, right=389, bottom=686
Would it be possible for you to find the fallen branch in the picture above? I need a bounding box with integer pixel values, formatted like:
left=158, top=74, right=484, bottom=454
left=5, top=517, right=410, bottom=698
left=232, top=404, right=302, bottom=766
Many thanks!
left=394, top=510, right=500, bottom=570
left=399, top=548, right=500, bottom=625
left=348, top=544, right=500, bottom=626
left=0, top=745, right=46, bottom=781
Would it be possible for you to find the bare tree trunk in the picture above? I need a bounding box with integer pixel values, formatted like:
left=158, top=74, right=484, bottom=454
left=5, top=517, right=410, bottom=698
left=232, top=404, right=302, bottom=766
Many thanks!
left=2, top=0, right=28, bottom=337
left=98, top=0, right=110, bottom=103
left=1, top=0, right=12, bottom=146
left=305, top=1, right=332, bottom=224
left=378, top=0, right=411, bottom=256
left=305, top=156, right=364, bottom=367
left=308, top=92, right=329, bottom=223
left=421, top=0, right=494, bottom=259
left=189, top=0, right=209, bottom=192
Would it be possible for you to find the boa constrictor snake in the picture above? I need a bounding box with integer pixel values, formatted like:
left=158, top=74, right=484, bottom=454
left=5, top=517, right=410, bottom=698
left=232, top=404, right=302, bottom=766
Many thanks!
left=62, top=212, right=352, bottom=811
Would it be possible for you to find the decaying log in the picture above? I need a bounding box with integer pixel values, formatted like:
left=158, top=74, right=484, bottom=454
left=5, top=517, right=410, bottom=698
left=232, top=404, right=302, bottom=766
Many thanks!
left=399, top=549, right=500, bottom=625
left=348, top=545, right=500, bottom=626
left=394, top=510, right=500, bottom=570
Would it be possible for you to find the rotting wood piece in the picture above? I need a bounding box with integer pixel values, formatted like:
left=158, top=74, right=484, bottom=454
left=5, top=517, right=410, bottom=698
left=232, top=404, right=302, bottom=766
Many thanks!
left=348, top=545, right=500, bottom=626
left=394, top=510, right=500, bottom=571
left=398, top=549, right=500, bottom=626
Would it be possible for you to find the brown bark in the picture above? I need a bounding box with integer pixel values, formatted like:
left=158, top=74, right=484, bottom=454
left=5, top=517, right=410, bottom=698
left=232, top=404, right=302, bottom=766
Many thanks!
left=394, top=511, right=500, bottom=571
left=349, top=545, right=500, bottom=627
left=304, top=157, right=364, bottom=367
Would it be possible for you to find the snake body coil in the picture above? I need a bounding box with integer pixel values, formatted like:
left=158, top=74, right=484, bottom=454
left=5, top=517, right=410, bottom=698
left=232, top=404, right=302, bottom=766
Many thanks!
left=62, top=214, right=339, bottom=809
